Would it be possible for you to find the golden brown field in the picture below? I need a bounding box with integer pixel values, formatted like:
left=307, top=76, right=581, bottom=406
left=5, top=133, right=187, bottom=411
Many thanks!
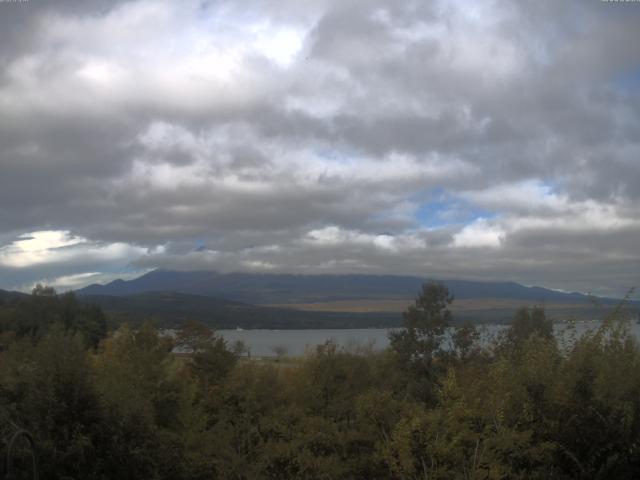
left=260, top=298, right=619, bottom=323
left=264, top=298, right=594, bottom=314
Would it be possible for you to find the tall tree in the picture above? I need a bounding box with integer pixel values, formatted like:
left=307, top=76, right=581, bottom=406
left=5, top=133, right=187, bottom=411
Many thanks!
left=507, top=306, right=553, bottom=347
left=389, top=282, right=453, bottom=402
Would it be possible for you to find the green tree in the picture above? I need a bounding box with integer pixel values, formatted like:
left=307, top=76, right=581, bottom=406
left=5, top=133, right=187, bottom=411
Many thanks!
left=389, top=282, right=453, bottom=402
left=451, top=322, right=481, bottom=362
left=177, top=320, right=238, bottom=387
left=93, top=323, right=192, bottom=479
left=506, top=306, right=553, bottom=347
left=0, top=327, right=103, bottom=479
left=1, top=286, right=107, bottom=348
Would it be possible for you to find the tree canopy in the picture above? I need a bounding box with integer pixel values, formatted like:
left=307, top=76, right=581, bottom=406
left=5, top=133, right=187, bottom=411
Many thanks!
left=2, top=283, right=640, bottom=478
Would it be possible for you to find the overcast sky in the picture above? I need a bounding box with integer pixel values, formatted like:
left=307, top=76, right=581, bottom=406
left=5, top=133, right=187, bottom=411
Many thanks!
left=1, top=0, right=639, bottom=297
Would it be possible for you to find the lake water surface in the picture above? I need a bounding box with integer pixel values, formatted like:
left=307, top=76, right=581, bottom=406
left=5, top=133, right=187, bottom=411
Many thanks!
left=217, top=320, right=640, bottom=357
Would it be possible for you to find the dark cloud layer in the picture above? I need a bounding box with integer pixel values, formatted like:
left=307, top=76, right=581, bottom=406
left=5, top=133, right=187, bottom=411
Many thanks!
left=0, top=0, right=639, bottom=296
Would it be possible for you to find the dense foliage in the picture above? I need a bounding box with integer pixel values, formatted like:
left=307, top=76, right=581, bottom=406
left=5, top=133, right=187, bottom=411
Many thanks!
left=1, top=283, right=640, bottom=479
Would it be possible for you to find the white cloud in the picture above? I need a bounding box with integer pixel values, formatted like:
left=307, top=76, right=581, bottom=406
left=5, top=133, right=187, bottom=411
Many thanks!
left=0, top=231, right=85, bottom=268
left=462, top=180, right=565, bottom=213
left=453, top=219, right=505, bottom=248
left=1, top=1, right=313, bottom=117
left=251, top=24, right=306, bottom=67
left=0, top=230, right=149, bottom=278
left=305, top=226, right=399, bottom=251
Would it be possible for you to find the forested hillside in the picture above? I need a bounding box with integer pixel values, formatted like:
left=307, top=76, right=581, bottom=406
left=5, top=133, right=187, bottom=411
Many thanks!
left=77, top=270, right=615, bottom=304
left=75, top=270, right=637, bottom=327
left=2, top=283, right=640, bottom=479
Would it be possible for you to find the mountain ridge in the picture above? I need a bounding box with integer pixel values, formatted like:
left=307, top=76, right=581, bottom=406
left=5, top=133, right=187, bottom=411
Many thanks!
left=75, top=269, right=622, bottom=305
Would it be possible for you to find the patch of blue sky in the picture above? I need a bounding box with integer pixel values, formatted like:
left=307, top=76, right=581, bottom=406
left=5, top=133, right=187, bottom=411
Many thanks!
left=538, top=179, right=557, bottom=196
left=314, top=147, right=353, bottom=164
left=612, top=67, right=640, bottom=94
left=415, top=190, right=497, bottom=229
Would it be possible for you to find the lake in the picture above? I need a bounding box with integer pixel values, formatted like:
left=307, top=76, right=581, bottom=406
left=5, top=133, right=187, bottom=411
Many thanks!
left=217, top=320, right=639, bottom=357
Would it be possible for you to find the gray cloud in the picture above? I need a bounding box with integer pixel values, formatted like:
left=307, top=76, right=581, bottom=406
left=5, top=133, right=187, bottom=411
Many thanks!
left=0, top=0, right=639, bottom=296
